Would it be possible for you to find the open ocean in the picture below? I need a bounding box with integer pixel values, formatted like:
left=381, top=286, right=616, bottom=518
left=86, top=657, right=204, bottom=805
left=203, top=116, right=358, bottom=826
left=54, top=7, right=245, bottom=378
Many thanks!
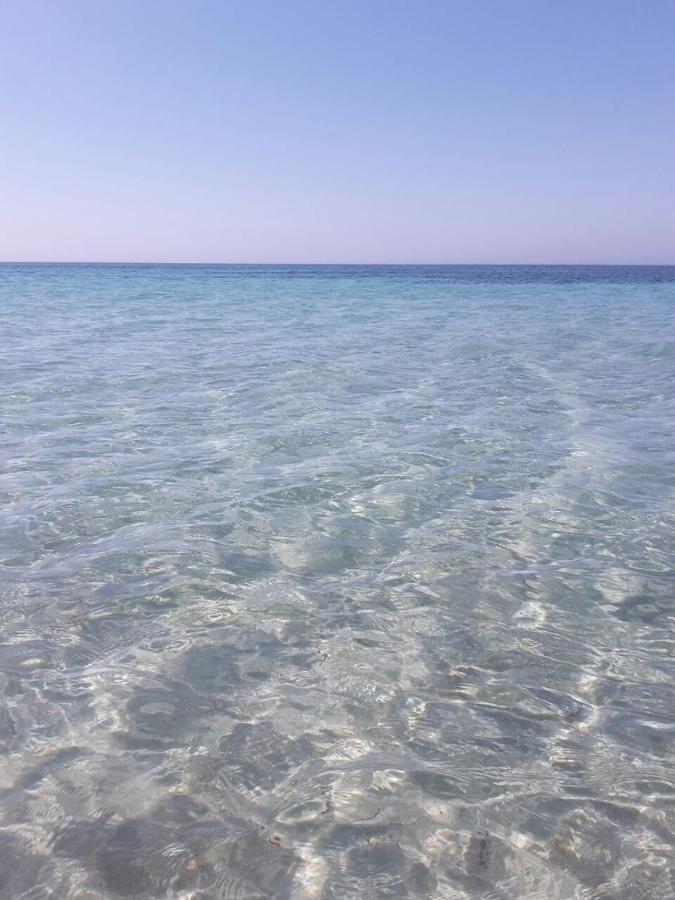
left=1, top=264, right=674, bottom=899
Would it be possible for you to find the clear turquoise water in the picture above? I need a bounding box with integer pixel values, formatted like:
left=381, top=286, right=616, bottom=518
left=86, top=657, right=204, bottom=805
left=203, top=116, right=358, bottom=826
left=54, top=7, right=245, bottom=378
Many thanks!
left=1, top=264, right=674, bottom=899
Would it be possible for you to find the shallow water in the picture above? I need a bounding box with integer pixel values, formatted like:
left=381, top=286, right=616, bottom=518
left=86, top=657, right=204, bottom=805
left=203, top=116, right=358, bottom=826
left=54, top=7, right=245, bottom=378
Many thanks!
left=1, top=264, right=674, bottom=899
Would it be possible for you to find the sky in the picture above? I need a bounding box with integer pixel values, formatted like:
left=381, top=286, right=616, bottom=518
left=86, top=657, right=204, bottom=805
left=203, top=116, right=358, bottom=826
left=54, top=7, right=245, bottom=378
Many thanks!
left=1, top=0, right=674, bottom=264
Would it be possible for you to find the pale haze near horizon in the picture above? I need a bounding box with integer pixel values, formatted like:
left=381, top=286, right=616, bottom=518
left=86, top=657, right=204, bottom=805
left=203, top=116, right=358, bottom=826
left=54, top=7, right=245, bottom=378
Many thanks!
left=1, top=0, right=674, bottom=265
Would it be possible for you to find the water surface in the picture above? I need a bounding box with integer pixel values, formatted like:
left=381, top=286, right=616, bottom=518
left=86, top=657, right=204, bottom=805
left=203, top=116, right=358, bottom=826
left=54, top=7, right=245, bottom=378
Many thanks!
left=1, top=265, right=674, bottom=898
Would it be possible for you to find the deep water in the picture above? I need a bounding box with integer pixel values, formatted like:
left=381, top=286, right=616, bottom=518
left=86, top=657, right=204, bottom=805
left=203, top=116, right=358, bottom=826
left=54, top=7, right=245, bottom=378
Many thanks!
left=1, top=264, right=674, bottom=898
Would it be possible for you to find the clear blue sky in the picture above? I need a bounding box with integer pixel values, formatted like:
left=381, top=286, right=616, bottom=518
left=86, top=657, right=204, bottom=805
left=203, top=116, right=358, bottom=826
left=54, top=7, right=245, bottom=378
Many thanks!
left=1, top=0, right=674, bottom=263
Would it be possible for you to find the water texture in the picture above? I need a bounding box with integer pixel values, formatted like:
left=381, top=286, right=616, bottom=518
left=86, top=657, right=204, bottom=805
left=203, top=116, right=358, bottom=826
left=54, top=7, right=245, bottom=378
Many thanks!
left=0, top=264, right=674, bottom=899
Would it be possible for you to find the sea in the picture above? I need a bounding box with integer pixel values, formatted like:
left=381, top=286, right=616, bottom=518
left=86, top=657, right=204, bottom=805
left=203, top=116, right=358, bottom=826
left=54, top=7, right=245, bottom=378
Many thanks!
left=1, top=264, right=673, bottom=899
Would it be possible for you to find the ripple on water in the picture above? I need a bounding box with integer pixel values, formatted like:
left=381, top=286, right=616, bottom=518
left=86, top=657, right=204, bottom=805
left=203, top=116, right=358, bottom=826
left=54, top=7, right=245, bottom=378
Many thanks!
left=0, top=264, right=674, bottom=897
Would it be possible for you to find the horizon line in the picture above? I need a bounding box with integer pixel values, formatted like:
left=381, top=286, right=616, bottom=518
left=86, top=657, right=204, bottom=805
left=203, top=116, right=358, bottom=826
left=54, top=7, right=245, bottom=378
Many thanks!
left=2, top=260, right=675, bottom=267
